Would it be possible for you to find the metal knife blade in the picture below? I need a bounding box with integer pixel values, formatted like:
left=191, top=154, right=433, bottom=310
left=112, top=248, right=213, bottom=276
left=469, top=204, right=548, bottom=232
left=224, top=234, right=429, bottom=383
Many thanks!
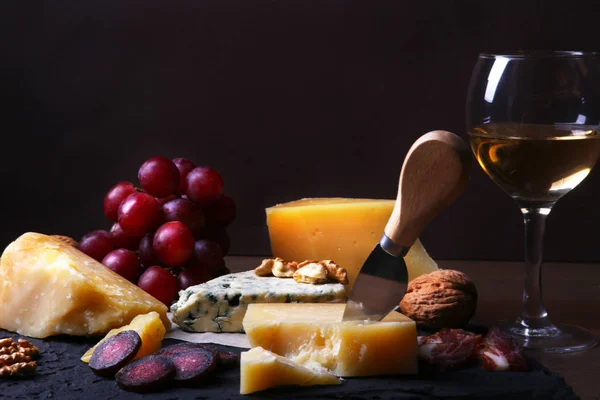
left=342, top=235, right=408, bottom=321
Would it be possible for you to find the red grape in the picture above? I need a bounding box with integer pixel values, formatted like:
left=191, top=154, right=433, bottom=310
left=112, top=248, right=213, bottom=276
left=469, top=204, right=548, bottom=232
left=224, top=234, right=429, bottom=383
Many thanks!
left=153, top=221, right=195, bottom=267
left=172, top=158, right=196, bottom=193
left=118, top=192, right=162, bottom=236
left=156, top=194, right=178, bottom=207
left=138, top=234, right=161, bottom=267
left=177, top=267, right=212, bottom=291
left=138, top=156, right=180, bottom=198
left=162, top=198, right=205, bottom=235
left=203, top=195, right=236, bottom=227
left=78, top=230, right=115, bottom=262
left=102, top=249, right=142, bottom=282
left=110, top=223, right=142, bottom=250
left=103, top=182, right=137, bottom=222
left=184, top=166, right=224, bottom=206
left=137, top=266, right=179, bottom=306
left=187, top=239, right=223, bottom=277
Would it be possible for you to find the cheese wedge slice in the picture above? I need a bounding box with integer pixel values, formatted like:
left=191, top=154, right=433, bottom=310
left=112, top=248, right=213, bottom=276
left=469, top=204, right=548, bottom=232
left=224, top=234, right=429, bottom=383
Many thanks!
left=81, top=311, right=167, bottom=363
left=266, top=198, right=439, bottom=285
left=0, top=232, right=170, bottom=338
left=243, top=303, right=417, bottom=377
left=240, top=346, right=340, bottom=395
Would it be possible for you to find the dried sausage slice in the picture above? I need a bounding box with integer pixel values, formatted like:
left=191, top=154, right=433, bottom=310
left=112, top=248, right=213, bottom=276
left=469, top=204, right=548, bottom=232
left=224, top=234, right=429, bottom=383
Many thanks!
left=417, top=328, right=482, bottom=370
left=478, top=327, right=528, bottom=371
left=115, top=355, right=175, bottom=392
left=89, top=331, right=141, bottom=377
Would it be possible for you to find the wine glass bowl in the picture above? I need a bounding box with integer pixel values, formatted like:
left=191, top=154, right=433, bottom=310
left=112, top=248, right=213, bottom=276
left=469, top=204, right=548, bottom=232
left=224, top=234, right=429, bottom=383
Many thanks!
left=466, top=51, right=600, bottom=353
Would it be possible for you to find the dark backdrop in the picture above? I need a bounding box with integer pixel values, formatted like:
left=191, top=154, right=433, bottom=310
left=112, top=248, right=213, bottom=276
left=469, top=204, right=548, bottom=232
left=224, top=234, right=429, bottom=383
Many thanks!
left=2, top=1, right=600, bottom=261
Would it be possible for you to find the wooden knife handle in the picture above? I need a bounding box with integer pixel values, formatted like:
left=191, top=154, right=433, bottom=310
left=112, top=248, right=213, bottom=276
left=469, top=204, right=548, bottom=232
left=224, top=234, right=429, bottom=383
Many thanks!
left=384, top=130, right=472, bottom=248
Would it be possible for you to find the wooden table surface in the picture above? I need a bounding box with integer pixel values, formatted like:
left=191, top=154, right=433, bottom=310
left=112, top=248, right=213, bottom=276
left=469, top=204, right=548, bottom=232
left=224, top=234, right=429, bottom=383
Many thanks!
left=226, top=256, right=600, bottom=400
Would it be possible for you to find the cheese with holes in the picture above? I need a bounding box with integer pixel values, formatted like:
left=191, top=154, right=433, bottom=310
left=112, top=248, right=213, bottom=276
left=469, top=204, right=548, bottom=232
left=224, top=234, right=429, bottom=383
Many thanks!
left=243, top=303, right=417, bottom=377
left=0, top=232, right=170, bottom=338
left=266, top=198, right=438, bottom=285
left=170, top=270, right=346, bottom=333
left=240, top=346, right=340, bottom=394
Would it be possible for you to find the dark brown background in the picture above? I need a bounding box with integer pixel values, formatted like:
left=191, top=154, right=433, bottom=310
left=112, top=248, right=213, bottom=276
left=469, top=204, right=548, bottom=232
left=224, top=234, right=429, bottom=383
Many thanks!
left=2, top=1, right=600, bottom=261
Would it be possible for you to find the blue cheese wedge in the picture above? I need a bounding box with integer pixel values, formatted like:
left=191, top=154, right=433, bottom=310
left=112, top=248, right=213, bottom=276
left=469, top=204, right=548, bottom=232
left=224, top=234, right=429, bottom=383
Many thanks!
left=170, top=271, right=346, bottom=333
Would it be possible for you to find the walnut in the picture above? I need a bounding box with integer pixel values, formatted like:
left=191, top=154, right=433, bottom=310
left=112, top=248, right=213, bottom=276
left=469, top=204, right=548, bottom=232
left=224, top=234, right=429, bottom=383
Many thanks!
left=399, top=269, right=477, bottom=330
left=321, top=260, right=349, bottom=284
left=0, top=337, right=39, bottom=378
left=272, top=258, right=298, bottom=278
left=51, top=235, right=78, bottom=247
left=255, top=258, right=298, bottom=277
left=0, top=352, right=32, bottom=364
left=293, top=261, right=329, bottom=284
left=15, top=338, right=40, bottom=358
left=0, top=361, right=37, bottom=377
left=255, top=258, right=275, bottom=276
left=0, top=338, right=39, bottom=359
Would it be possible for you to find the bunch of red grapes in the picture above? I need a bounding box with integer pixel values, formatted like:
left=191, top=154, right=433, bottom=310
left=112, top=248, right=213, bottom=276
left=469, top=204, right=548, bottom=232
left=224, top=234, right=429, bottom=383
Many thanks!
left=78, top=156, right=236, bottom=306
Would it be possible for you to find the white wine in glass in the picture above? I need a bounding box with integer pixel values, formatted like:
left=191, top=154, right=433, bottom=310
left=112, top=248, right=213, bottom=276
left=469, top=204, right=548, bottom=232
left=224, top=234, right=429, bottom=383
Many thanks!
left=467, top=52, right=600, bottom=353
left=470, top=123, right=600, bottom=205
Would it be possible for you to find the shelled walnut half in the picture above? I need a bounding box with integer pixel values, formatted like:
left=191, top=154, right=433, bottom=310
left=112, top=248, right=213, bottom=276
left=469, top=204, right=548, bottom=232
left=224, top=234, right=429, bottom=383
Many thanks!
left=273, top=258, right=299, bottom=278
left=320, top=260, right=348, bottom=284
left=0, top=337, right=40, bottom=378
left=399, top=269, right=477, bottom=330
left=293, top=261, right=329, bottom=284
left=255, top=258, right=298, bottom=277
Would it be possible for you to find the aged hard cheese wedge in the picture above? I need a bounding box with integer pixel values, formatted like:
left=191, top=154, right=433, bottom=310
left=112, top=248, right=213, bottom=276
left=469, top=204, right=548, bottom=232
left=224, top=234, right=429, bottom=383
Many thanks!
left=0, top=232, right=170, bottom=338
left=240, top=347, right=340, bottom=395
left=243, top=303, right=417, bottom=377
left=266, top=198, right=439, bottom=285
left=170, top=270, right=346, bottom=333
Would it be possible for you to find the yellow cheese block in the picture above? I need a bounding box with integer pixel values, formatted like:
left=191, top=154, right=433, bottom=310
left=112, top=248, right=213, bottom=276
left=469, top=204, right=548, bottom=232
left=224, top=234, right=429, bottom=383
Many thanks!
left=266, top=198, right=439, bottom=286
left=0, top=232, right=170, bottom=338
left=243, top=303, right=417, bottom=377
left=240, top=346, right=340, bottom=395
left=81, top=311, right=166, bottom=363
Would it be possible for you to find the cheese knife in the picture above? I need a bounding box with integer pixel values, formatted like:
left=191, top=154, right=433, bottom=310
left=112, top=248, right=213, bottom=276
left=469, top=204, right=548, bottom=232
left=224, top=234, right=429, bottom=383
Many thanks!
left=342, top=130, right=471, bottom=321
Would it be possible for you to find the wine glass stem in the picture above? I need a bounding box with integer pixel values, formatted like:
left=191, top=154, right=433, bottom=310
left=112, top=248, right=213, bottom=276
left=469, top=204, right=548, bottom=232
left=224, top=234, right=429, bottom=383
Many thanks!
left=516, top=206, right=555, bottom=333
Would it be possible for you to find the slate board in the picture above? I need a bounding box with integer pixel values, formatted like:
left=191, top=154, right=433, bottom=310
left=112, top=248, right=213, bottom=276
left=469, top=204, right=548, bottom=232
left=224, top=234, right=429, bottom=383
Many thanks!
left=0, top=329, right=579, bottom=400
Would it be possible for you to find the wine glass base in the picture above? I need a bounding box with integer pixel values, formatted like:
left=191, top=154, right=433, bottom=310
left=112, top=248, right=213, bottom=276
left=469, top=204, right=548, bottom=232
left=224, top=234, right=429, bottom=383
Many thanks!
left=499, top=321, right=598, bottom=353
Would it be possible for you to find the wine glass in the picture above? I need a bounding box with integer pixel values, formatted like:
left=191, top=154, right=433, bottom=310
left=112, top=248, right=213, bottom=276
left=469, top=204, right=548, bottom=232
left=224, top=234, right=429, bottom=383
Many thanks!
left=466, top=51, right=600, bottom=353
